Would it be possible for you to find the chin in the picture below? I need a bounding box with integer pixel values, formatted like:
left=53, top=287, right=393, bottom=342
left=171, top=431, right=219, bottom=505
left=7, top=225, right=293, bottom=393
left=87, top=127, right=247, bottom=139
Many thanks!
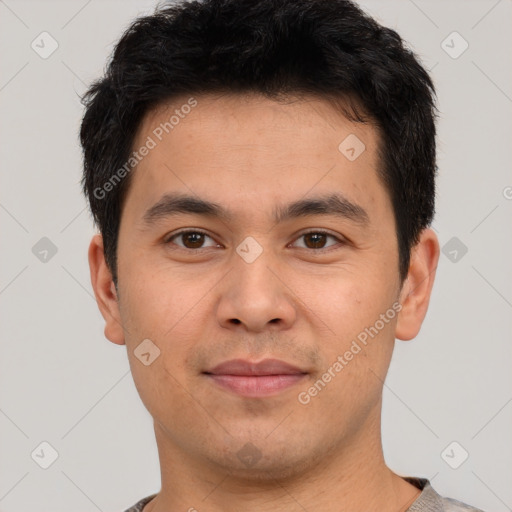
left=208, top=437, right=325, bottom=483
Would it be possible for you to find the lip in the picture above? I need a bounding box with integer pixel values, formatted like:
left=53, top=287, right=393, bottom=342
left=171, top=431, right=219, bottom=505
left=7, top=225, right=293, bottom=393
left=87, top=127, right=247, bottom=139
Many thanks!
left=207, top=358, right=305, bottom=376
left=204, top=358, right=308, bottom=397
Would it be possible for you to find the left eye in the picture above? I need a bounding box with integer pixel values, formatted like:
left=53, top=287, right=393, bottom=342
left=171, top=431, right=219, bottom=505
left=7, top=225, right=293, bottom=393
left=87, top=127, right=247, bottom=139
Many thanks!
left=290, top=231, right=341, bottom=250
left=165, top=230, right=342, bottom=250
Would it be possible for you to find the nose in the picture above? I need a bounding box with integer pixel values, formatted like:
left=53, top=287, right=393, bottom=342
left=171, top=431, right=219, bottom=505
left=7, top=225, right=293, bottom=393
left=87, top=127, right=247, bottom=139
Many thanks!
left=215, top=248, right=297, bottom=333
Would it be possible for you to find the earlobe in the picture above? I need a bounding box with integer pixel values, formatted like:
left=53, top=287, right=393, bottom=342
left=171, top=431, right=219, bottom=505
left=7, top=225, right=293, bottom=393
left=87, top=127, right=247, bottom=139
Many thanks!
left=88, top=234, right=126, bottom=345
left=395, top=228, right=440, bottom=341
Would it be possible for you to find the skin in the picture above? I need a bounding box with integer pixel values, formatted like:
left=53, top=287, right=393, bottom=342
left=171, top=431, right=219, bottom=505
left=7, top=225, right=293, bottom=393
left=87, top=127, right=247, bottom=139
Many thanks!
left=89, top=92, right=439, bottom=512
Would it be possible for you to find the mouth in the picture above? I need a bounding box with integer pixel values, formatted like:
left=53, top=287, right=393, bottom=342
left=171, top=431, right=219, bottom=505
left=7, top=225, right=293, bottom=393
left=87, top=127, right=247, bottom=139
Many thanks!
left=203, top=358, right=308, bottom=397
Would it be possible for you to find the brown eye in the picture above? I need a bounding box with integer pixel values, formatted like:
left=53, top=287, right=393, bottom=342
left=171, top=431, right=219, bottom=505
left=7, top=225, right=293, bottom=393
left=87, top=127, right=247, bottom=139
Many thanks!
left=292, top=231, right=342, bottom=250
left=166, top=230, right=217, bottom=250
left=180, top=232, right=206, bottom=248
left=303, top=233, right=328, bottom=249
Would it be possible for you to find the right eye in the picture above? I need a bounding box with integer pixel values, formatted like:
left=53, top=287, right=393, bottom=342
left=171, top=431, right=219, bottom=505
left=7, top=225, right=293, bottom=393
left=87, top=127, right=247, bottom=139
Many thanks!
left=164, top=229, right=221, bottom=250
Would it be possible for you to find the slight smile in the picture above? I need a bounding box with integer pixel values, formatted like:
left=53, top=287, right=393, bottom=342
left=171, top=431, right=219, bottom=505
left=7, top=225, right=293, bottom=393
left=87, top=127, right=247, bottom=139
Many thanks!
left=203, top=358, right=309, bottom=398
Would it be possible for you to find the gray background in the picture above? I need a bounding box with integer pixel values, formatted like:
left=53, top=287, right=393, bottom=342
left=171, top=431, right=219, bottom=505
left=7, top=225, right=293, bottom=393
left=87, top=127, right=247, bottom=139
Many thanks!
left=0, top=0, right=511, bottom=510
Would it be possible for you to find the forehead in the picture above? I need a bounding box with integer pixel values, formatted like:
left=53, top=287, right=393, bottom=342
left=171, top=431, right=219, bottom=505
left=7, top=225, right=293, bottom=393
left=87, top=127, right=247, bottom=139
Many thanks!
left=122, top=92, right=388, bottom=227
left=140, top=91, right=376, bottom=148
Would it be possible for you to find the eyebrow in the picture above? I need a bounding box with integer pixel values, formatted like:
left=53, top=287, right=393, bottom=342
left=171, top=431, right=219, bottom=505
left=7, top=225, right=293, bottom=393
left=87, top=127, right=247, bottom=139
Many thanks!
left=140, top=192, right=369, bottom=228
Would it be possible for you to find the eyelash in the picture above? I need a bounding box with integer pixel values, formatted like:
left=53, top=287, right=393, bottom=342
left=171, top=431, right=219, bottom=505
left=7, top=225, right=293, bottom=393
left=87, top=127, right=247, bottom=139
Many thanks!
left=164, top=229, right=346, bottom=252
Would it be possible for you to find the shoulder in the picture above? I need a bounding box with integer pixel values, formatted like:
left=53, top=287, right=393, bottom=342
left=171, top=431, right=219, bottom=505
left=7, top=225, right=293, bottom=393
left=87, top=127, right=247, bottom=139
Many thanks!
left=439, top=495, right=486, bottom=511
left=404, top=477, right=485, bottom=512
left=123, top=493, right=157, bottom=512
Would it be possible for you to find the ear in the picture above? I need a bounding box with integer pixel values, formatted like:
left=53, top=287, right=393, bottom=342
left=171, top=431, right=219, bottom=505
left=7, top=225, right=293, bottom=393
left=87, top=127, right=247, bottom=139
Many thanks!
left=88, top=233, right=125, bottom=345
left=396, top=228, right=440, bottom=341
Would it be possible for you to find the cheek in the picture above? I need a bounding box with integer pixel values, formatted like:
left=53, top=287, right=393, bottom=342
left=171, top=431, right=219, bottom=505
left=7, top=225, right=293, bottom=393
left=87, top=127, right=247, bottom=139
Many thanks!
left=128, top=353, right=199, bottom=436
left=118, top=291, right=196, bottom=419
left=319, top=274, right=387, bottom=331
left=119, top=271, right=203, bottom=409
left=119, top=259, right=204, bottom=341
left=314, top=271, right=398, bottom=378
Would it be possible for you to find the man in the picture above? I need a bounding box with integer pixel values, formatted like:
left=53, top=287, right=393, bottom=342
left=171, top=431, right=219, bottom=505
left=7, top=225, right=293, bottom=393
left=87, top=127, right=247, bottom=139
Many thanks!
left=80, top=0, right=484, bottom=510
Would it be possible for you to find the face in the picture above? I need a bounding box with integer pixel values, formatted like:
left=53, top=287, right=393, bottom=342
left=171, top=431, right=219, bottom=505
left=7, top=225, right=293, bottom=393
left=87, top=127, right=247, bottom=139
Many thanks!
left=90, top=92, right=437, bottom=480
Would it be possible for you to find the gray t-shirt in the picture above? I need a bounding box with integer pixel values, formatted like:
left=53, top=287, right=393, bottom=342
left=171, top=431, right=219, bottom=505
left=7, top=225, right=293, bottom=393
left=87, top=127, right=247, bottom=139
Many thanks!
left=123, top=477, right=485, bottom=511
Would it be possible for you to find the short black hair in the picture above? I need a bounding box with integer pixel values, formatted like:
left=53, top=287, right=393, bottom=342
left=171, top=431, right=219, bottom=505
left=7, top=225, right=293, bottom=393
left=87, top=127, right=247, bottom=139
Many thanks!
left=80, top=0, right=437, bottom=287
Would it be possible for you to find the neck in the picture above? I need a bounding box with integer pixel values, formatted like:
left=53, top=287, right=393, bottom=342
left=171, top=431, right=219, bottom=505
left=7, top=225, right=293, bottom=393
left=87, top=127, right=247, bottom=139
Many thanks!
left=145, top=407, right=421, bottom=512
